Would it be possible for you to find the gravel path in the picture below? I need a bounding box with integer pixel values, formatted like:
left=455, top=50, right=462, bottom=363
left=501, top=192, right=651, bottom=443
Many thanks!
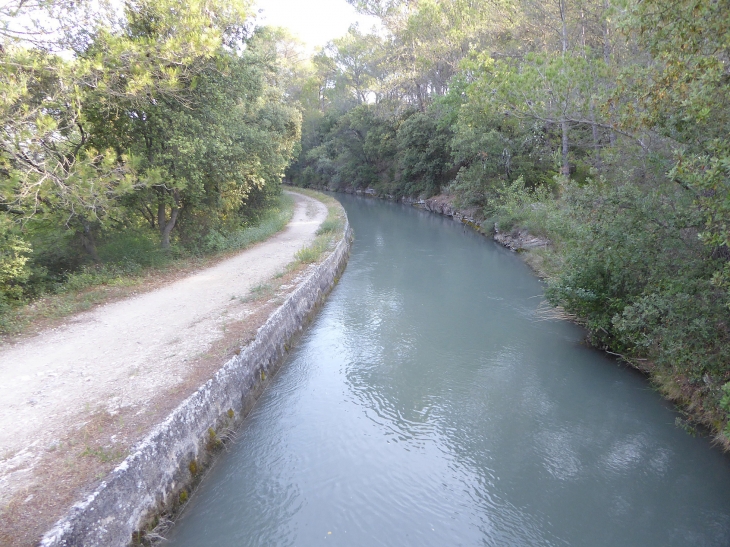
left=0, top=191, right=327, bottom=512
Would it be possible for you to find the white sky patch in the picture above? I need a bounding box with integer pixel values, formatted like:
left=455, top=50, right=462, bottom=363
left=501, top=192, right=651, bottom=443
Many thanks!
left=254, top=0, right=381, bottom=50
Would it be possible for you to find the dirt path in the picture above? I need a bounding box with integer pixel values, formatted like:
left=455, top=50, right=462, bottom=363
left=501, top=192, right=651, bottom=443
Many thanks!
left=0, top=191, right=327, bottom=543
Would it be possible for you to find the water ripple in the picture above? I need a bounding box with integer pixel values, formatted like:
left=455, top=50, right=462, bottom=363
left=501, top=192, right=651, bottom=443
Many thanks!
left=167, top=195, right=730, bottom=547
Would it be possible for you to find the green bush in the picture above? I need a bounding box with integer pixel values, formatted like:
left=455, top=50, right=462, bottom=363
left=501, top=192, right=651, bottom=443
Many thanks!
left=294, top=236, right=331, bottom=264
left=540, top=182, right=730, bottom=382
left=483, top=176, right=730, bottom=430
left=0, top=217, right=31, bottom=302
left=316, top=218, right=342, bottom=236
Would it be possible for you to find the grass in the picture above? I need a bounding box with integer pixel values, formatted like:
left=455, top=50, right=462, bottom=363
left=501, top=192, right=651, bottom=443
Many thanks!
left=233, top=187, right=347, bottom=318
left=286, top=187, right=346, bottom=268
left=0, top=194, right=296, bottom=340
left=315, top=217, right=342, bottom=236
left=294, top=237, right=332, bottom=264
left=80, top=445, right=127, bottom=464
left=202, top=194, right=295, bottom=253
left=241, top=282, right=275, bottom=303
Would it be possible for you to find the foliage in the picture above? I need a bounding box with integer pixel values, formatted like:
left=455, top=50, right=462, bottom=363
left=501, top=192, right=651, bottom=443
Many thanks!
left=487, top=176, right=730, bottom=426
left=0, top=194, right=295, bottom=334
left=487, top=177, right=561, bottom=235
left=0, top=0, right=301, bottom=324
left=449, top=77, right=559, bottom=206
left=395, top=110, right=453, bottom=196
left=0, top=215, right=31, bottom=302
left=201, top=193, right=295, bottom=254
left=622, top=0, right=730, bottom=291
left=291, top=105, right=393, bottom=190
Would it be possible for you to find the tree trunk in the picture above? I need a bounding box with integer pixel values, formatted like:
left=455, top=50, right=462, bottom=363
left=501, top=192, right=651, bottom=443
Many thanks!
left=158, top=189, right=181, bottom=250
left=590, top=101, right=602, bottom=170
left=415, top=83, right=425, bottom=112
left=561, top=117, right=570, bottom=176
left=602, top=0, right=611, bottom=65
left=79, top=219, right=101, bottom=263
left=559, top=0, right=568, bottom=54
left=603, top=0, right=616, bottom=145
left=559, top=0, right=570, bottom=177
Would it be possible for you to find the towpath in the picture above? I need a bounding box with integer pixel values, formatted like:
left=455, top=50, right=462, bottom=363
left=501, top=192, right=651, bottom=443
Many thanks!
left=0, top=190, right=328, bottom=546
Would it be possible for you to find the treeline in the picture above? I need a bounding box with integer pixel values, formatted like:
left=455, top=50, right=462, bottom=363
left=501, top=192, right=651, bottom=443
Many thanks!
left=0, top=0, right=300, bottom=323
left=287, top=0, right=730, bottom=441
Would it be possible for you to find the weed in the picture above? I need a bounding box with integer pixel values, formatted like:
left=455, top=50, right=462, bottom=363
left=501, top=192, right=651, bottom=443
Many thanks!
left=316, top=218, right=342, bottom=236
left=80, top=445, right=125, bottom=463
left=241, top=283, right=274, bottom=303
left=206, top=428, right=222, bottom=451
left=294, top=236, right=331, bottom=264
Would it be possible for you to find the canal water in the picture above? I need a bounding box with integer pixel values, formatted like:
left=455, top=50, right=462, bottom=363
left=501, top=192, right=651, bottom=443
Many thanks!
left=167, top=195, right=730, bottom=546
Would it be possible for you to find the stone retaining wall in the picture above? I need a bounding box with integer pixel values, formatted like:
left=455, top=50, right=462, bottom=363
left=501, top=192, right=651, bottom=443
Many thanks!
left=40, top=219, right=353, bottom=547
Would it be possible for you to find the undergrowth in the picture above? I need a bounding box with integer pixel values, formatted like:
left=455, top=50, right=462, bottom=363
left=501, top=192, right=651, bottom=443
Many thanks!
left=0, top=194, right=295, bottom=337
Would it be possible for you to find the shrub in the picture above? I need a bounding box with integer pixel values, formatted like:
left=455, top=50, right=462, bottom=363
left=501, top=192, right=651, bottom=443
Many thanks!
left=294, top=236, right=331, bottom=264
left=0, top=216, right=32, bottom=302
left=316, top=218, right=342, bottom=236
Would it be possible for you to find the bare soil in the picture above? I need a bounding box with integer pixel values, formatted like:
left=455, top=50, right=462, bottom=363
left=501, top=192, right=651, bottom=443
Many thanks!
left=0, top=191, right=328, bottom=547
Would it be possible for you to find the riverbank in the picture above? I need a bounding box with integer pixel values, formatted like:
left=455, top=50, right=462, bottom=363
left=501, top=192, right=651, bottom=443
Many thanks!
left=303, top=186, right=551, bottom=266
left=0, top=190, right=350, bottom=547
left=427, top=194, right=730, bottom=451
left=296, top=184, right=730, bottom=452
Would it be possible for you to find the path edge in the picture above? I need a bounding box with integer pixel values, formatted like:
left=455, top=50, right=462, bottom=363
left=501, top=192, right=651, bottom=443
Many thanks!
left=40, top=207, right=353, bottom=547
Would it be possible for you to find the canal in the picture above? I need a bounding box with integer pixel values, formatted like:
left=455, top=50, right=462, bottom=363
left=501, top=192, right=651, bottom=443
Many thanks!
left=167, top=194, right=730, bottom=546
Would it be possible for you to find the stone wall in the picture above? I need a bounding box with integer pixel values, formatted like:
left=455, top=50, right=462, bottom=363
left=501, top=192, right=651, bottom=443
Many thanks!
left=40, top=220, right=353, bottom=547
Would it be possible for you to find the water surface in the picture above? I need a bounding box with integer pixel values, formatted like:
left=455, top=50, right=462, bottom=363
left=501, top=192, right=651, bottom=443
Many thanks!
left=167, top=195, right=730, bottom=546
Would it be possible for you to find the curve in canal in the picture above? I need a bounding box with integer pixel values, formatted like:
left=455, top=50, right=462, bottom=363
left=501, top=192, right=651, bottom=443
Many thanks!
left=167, top=194, right=730, bottom=547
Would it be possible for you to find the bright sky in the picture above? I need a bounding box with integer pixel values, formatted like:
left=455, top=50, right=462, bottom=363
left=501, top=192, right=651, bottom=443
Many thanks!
left=254, top=0, right=381, bottom=50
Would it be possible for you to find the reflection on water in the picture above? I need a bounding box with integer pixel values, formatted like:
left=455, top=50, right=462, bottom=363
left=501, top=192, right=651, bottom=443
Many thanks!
left=167, top=195, right=730, bottom=547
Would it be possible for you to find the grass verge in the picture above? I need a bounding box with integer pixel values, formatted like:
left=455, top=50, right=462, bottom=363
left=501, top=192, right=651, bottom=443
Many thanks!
left=234, top=188, right=347, bottom=318
left=286, top=187, right=346, bottom=268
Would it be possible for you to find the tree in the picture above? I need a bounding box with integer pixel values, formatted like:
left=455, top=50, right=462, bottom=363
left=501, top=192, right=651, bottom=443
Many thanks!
left=0, top=0, right=261, bottom=252
left=0, top=45, right=137, bottom=260
left=324, top=26, right=383, bottom=104
left=0, top=0, right=301, bottom=306
left=626, top=0, right=730, bottom=260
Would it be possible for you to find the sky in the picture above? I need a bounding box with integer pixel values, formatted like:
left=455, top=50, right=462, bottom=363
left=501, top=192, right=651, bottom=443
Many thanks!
left=254, top=0, right=381, bottom=50
left=4, top=0, right=379, bottom=55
